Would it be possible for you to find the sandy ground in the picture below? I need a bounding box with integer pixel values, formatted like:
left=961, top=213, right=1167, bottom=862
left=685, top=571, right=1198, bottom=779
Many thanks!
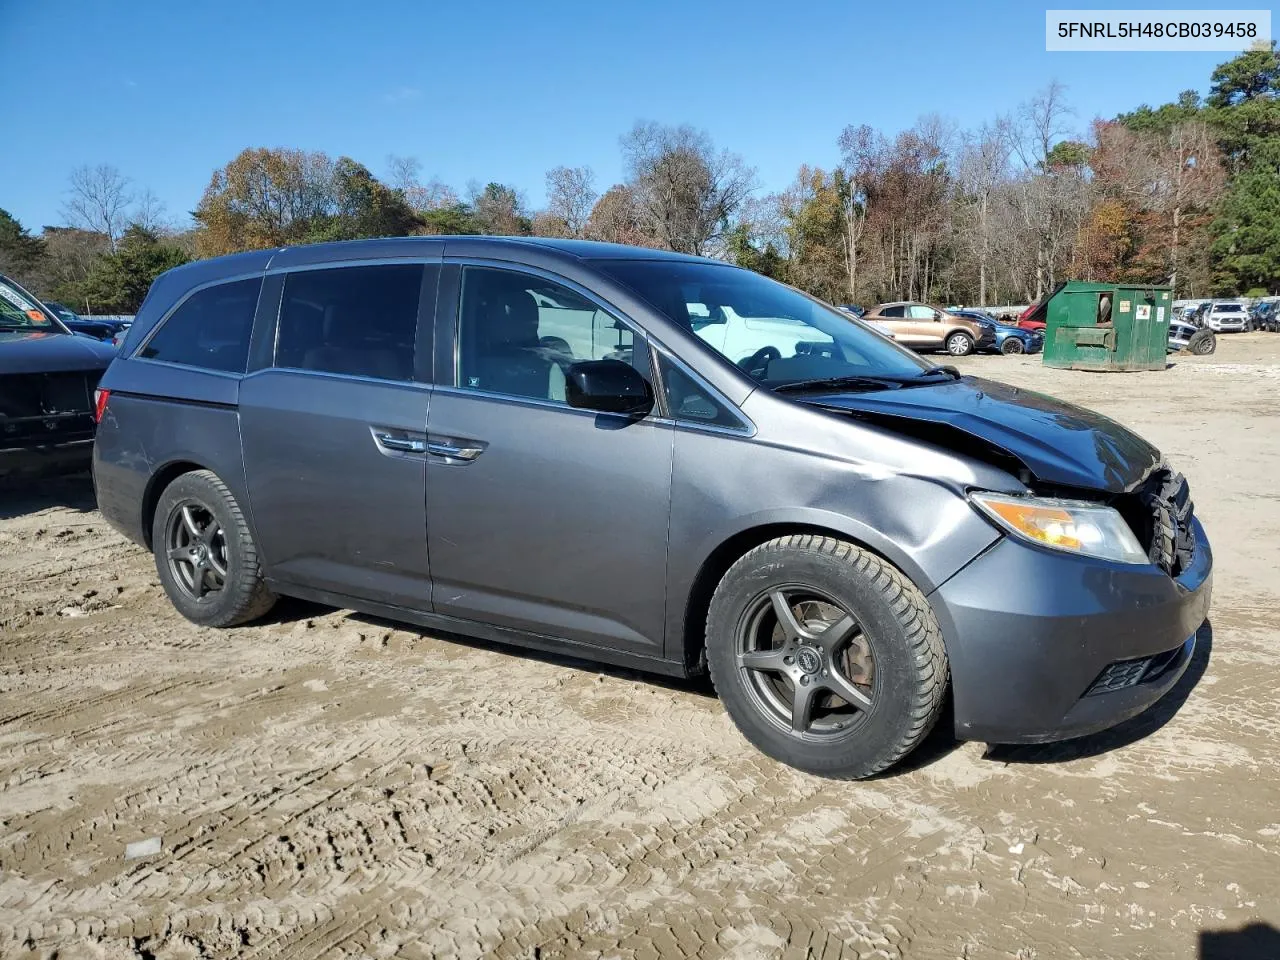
left=2, top=334, right=1279, bottom=960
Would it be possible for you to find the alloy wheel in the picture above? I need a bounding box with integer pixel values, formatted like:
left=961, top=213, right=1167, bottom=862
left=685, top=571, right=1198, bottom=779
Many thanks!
left=736, top=586, right=876, bottom=739
left=947, top=334, right=972, bottom=356
left=165, top=500, right=228, bottom=601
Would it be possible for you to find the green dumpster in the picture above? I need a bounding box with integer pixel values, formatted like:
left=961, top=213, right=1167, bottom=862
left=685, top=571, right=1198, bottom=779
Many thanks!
left=1031, top=281, right=1172, bottom=371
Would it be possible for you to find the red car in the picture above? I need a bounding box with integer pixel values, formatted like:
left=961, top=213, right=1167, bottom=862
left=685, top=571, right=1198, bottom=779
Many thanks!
left=1016, top=283, right=1069, bottom=331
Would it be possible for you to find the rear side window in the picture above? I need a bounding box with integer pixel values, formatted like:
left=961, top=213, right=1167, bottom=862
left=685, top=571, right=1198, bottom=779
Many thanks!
left=138, top=277, right=262, bottom=373
left=276, top=264, right=423, bottom=382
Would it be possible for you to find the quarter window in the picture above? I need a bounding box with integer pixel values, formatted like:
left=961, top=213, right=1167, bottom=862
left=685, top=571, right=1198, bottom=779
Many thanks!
left=139, top=277, right=261, bottom=373
left=657, top=353, right=743, bottom=429
left=276, top=264, right=423, bottom=382
left=457, top=267, right=649, bottom=403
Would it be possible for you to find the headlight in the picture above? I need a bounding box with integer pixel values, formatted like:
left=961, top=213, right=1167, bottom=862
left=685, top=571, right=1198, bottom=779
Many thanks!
left=970, top=492, right=1148, bottom=564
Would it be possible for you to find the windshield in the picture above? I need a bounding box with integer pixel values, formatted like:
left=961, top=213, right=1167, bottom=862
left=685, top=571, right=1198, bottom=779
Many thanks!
left=0, top=279, right=57, bottom=330
left=46, top=302, right=79, bottom=322
left=599, top=260, right=930, bottom=387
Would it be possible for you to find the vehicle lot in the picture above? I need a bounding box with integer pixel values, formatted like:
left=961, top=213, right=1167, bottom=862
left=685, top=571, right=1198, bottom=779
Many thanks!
left=2, top=336, right=1278, bottom=959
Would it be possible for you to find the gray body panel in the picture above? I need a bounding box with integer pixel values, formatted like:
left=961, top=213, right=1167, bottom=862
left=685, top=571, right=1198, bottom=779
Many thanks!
left=239, top=371, right=434, bottom=609
left=92, top=236, right=1213, bottom=747
left=424, top=388, right=673, bottom=653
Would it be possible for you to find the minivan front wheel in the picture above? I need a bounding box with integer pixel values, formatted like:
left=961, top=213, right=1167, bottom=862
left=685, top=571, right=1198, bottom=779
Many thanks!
left=706, top=535, right=948, bottom=779
left=152, top=469, right=276, bottom=627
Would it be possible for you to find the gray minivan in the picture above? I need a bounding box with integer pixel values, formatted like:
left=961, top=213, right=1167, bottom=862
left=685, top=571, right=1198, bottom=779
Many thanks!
left=92, top=238, right=1212, bottom=778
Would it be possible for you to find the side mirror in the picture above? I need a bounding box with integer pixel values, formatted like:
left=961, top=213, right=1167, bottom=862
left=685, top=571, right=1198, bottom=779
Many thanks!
left=933, top=310, right=943, bottom=321
left=565, top=359, right=654, bottom=416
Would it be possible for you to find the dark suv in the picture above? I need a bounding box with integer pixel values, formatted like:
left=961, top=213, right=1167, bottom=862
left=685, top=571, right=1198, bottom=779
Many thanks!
left=93, top=238, right=1212, bottom=778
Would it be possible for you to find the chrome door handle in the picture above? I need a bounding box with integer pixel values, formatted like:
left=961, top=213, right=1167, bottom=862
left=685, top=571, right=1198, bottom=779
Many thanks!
left=374, top=433, right=427, bottom=454
left=424, top=440, right=484, bottom=461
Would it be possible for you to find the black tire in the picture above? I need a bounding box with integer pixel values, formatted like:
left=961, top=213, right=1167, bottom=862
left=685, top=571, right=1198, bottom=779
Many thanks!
left=151, top=469, right=276, bottom=627
left=1187, top=329, right=1217, bottom=356
left=1000, top=337, right=1025, bottom=355
left=706, top=535, right=948, bottom=779
left=945, top=331, right=974, bottom=357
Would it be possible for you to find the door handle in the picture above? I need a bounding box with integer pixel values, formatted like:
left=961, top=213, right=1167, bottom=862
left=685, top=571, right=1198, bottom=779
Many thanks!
left=374, top=432, right=427, bottom=454
left=424, top=440, right=484, bottom=461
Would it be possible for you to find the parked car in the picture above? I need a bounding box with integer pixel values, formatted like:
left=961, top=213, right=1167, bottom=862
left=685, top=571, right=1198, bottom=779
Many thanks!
left=43, top=302, right=129, bottom=342
left=1015, top=286, right=1059, bottom=331
left=1204, top=302, right=1249, bottom=333
left=1, top=273, right=116, bottom=477
left=1167, top=319, right=1216, bottom=355
left=836, top=304, right=866, bottom=318
left=1249, top=300, right=1278, bottom=332
left=93, top=238, right=1211, bottom=779
left=949, top=309, right=1043, bottom=355
left=860, top=301, right=996, bottom=356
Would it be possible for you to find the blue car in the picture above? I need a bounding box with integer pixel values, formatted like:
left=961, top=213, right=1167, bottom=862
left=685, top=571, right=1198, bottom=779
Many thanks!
left=951, top=310, right=1043, bottom=355
left=44, top=301, right=129, bottom=342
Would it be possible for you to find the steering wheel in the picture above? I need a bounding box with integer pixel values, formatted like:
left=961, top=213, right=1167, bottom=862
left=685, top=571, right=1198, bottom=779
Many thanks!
left=739, top=345, right=781, bottom=378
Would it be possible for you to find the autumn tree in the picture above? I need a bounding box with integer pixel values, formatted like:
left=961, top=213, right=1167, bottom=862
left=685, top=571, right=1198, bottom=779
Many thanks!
left=193, top=148, right=337, bottom=255
left=585, top=185, right=649, bottom=246
left=469, top=182, right=531, bottom=236
left=38, top=227, right=110, bottom=307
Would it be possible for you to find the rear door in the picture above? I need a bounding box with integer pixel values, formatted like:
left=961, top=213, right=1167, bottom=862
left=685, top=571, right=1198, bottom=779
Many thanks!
left=239, top=260, right=439, bottom=609
left=873, top=304, right=911, bottom=342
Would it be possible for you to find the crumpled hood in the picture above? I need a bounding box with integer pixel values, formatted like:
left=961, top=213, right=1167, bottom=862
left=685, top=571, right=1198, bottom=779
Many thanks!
left=0, top=329, right=116, bottom=375
left=806, top=376, right=1161, bottom=493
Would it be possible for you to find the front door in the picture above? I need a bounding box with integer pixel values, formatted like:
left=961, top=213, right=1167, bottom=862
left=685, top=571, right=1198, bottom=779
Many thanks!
left=904, top=304, right=945, bottom=347
left=239, top=262, right=438, bottom=609
left=424, top=264, right=674, bottom=655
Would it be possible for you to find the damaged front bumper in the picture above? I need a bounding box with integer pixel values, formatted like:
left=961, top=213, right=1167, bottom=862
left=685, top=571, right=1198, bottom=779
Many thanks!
left=929, top=515, right=1212, bottom=744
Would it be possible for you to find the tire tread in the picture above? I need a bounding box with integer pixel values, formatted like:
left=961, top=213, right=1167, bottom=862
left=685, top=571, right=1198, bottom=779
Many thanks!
left=706, top=535, right=948, bottom=779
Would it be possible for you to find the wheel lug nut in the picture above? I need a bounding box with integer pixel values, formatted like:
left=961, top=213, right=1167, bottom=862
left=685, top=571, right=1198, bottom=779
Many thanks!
left=799, top=676, right=809, bottom=686
left=784, top=656, right=793, bottom=665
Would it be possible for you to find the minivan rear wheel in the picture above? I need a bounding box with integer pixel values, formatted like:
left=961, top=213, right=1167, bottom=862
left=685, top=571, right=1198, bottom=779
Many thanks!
left=706, top=535, right=948, bottom=779
left=152, top=469, right=276, bottom=627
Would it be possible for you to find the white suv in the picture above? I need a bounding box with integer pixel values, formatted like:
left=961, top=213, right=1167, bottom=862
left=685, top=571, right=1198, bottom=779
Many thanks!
left=1205, top=302, right=1249, bottom=333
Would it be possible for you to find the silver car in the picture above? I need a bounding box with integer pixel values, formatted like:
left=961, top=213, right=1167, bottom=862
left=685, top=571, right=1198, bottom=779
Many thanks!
left=93, top=238, right=1212, bottom=778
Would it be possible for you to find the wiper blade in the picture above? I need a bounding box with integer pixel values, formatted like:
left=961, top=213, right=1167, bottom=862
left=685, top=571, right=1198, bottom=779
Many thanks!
left=916, top=364, right=961, bottom=379
left=773, top=375, right=902, bottom=393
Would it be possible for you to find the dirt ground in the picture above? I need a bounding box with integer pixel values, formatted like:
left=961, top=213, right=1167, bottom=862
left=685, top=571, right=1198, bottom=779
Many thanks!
left=2, top=334, right=1279, bottom=960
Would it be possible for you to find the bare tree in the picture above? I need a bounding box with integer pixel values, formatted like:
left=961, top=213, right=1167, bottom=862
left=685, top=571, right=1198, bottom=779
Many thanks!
left=544, top=166, right=597, bottom=238
left=385, top=154, right=458, bottom=211
left=63, top=164, right=134, bottom=250
left=132, top=188, right=170, bottom=234
left=621, top=121, right=755, bottom=255
left=955, top=123, right=1011, bottom=305
left=1007, top=83, right=1082, bottom=298
left=836, top=124, right=888, bottom=303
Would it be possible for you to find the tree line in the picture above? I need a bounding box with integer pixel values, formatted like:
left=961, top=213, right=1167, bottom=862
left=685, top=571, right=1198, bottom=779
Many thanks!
left=2, top=46, right=1278, bottom=315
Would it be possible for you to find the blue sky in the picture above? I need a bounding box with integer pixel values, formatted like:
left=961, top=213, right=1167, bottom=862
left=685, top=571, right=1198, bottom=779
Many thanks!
left=0, top=0, right=1235, bottom=232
